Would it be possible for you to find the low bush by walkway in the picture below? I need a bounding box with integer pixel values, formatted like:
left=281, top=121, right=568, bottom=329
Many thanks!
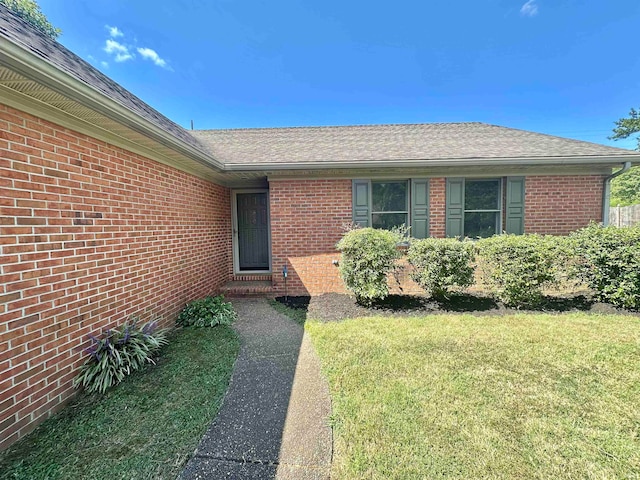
left=306, top=313, right=640, bottom=479
left=0, top=326, right=239, bottom=480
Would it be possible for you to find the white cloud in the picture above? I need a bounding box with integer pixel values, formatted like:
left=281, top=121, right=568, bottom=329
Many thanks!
left=104, top=39, right=133, bottom=62
left=137, top=47, right=169, bottom=68
left=96, top=27, right=171, bottom=71
left=520, top=0, right=539, bottom=17
left=106, top=25, right=123, bottom=38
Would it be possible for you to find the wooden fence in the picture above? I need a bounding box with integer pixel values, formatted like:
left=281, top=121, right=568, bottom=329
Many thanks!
left=609, top=204, right=640, bottom=227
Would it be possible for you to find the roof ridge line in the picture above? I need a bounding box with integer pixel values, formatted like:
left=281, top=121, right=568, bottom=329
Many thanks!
left=192, top=121, right=485, bottom=133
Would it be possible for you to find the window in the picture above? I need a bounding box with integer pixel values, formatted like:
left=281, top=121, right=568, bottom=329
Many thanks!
left=371, top=181, right=408, bottom=230
left=352, top=179, right=430, bottom=238
left=355, top=177, right=524, bottom=240
left=446, top=177, right=524, bottom=238
left=463, top=179, right=501, bottom=238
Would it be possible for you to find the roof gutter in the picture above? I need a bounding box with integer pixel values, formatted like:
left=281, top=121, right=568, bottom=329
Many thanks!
left=223, top=155, right=640, bottom=172
left=602, top=161, right=632, bottom=225
left=0, top=37, right=225, bottom=172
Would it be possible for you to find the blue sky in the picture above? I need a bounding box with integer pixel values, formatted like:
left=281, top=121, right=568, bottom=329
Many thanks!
left=38, top=0, right=640, bottom=149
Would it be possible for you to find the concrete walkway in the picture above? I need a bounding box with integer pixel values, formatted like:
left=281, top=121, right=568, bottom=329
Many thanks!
left=180, top=299, right=332, bottom=480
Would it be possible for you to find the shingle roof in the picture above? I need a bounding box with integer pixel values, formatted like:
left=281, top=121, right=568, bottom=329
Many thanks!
left=0, top=5, right=205, bottom=152
left=192, top=122, right=639, bottom=166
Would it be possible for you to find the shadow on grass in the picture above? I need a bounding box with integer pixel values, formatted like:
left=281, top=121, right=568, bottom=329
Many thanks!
left=271, top=296, right=309, bottom=325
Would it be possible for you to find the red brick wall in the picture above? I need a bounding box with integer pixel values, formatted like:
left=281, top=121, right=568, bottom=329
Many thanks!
left=0, top=104, right=232, bottom=449
left=268, top=175, right=604, bottom=296
left=524, top=175, right=604, bottom=235
left=269, top=179, right=351, bottom=296
left=427, top=175, right=603, bottom=237
left=429, top=177, right=446, bottom=237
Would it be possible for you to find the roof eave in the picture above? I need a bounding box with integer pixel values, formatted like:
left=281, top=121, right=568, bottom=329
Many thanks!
left=0, top=37, right=225, bottom=172
left=222, top=155, right=640, bottom=172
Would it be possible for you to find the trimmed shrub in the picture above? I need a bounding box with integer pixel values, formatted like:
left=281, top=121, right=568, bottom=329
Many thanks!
left=407, top=238, right=475, bottom=298
left=570, top=223, right=640, bottom=309
left=336, top=227, right=403, bottom=305
left=477, top=234, right=564, bottom=307
left=177, top=295, right=237, bottom=327
left=73, top=319, right=168, bottom=393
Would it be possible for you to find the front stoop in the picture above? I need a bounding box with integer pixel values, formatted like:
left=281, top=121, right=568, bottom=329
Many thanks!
left=220, top=275, right=275, bottom=298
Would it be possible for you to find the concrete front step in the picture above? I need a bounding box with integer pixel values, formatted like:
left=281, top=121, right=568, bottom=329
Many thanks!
left=232, top=274, right=273, bottom=282
left=220, top=280, right=275, bottom=298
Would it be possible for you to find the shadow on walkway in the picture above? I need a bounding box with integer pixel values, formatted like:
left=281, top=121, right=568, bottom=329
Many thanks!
left=180, top=299, right=331, bottom=479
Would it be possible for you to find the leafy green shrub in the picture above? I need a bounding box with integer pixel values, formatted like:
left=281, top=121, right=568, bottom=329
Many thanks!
left=570, top=223, right=640, bottom=309
left=336, top=227, right=403, bottom=305
left=407, top=238, right=475, bottom=298
left=477, top=234, right=564, bottom=307
left=177, top=295, right=237, bottom=327
left=73, top=319, right=168, bottom=393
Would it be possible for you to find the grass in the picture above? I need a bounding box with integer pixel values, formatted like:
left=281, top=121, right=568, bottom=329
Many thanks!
left=306, top=313, right=640, bottom=479
left=0, top=326, right=239, bottom=480
left=269, top=299, right=307, bottom=325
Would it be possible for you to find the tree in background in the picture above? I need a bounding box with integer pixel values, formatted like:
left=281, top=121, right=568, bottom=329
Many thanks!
left=609, top=108, right=640, bottom=207
left=0, top=0, right=60, bottom=39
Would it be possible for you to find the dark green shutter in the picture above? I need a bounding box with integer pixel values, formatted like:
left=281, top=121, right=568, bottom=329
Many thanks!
left=411, top=179, right=429, bottom=238
left=505, top=177, right=525, bottom=234
left=352, top=179, right=371, bottom=227
left=446, top=178, right=465, bottom=238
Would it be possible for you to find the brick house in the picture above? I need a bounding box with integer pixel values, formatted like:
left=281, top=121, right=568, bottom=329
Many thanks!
left=1, top=7, right=639, bottom=448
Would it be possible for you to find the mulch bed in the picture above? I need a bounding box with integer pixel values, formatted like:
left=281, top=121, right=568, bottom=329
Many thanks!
left=277, top=292, right=634, bottom=323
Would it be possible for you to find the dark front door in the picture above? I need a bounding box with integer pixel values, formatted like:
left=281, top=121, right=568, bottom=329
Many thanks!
left=237, top=193, right=270, bottom=271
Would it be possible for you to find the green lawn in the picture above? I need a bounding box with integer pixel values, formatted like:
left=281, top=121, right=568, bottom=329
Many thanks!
left=306, top=313, right=640, bottom=479
left=0, top=326, right=239, bottom=480
left=268, top=299, right=307, bottom=325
